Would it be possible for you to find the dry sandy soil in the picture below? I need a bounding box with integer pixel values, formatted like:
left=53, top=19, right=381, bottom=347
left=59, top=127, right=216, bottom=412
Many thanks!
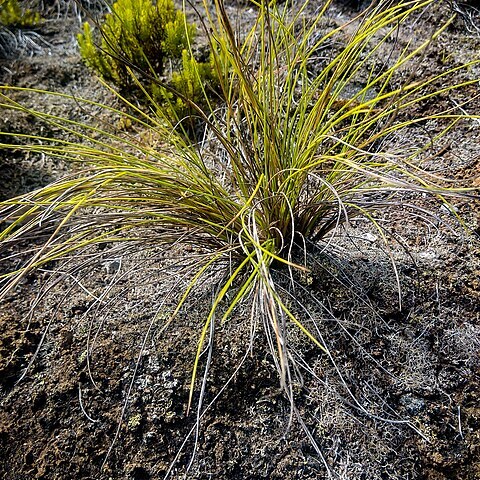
left=0, top=1, right=479, bottom=479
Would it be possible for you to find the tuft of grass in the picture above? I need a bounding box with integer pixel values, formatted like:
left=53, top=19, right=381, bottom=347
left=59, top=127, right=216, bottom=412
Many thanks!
left=0, top=0, right=479, bottom=471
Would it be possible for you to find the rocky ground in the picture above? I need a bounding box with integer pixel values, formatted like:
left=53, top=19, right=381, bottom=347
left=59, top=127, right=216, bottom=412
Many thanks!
left=0, top=1, right=479, bottom=479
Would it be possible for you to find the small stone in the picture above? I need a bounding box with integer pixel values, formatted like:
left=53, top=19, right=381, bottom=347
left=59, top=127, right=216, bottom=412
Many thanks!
left=104, top=259, right=121, bottom=274
left=400, top=394, right=426, bottom=415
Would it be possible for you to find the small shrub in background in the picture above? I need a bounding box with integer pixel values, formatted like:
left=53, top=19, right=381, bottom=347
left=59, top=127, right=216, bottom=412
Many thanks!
left=153, top=49, right=221, bottom=122
left=0, top=0, right=41, bottom=28
left=77, top=0, right=194, bottom=84
left=77, top=0, right=221, bottom=124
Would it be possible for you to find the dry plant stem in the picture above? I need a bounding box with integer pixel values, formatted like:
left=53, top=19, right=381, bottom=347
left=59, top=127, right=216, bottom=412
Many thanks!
left=0, top=0, right=479, bottom=474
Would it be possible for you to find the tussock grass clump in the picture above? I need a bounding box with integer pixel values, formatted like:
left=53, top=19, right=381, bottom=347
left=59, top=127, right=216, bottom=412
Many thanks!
left=0, top=0, right=479, bottom=472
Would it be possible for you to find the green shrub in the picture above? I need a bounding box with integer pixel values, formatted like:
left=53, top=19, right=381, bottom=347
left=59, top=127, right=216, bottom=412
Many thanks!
left=77, top=0, right=221, bottom=124
left=0, top=0, right=40, bottom=28
left=152, top=49, right=221, bottom=122
left=77, top=0, right=196, bottom=86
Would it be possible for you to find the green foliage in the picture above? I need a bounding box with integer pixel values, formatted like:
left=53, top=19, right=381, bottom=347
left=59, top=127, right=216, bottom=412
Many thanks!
left=0, top=0, right=41, bottom=28
left=153, top=49, right=221, bottom=122
left=76, top=0, right=219, bottom=123
left=77, top=0, right=196, bottom=86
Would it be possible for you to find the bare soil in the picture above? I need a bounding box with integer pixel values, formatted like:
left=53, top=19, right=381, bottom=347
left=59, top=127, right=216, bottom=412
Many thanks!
left=0, top=2, right=479, bottom=479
